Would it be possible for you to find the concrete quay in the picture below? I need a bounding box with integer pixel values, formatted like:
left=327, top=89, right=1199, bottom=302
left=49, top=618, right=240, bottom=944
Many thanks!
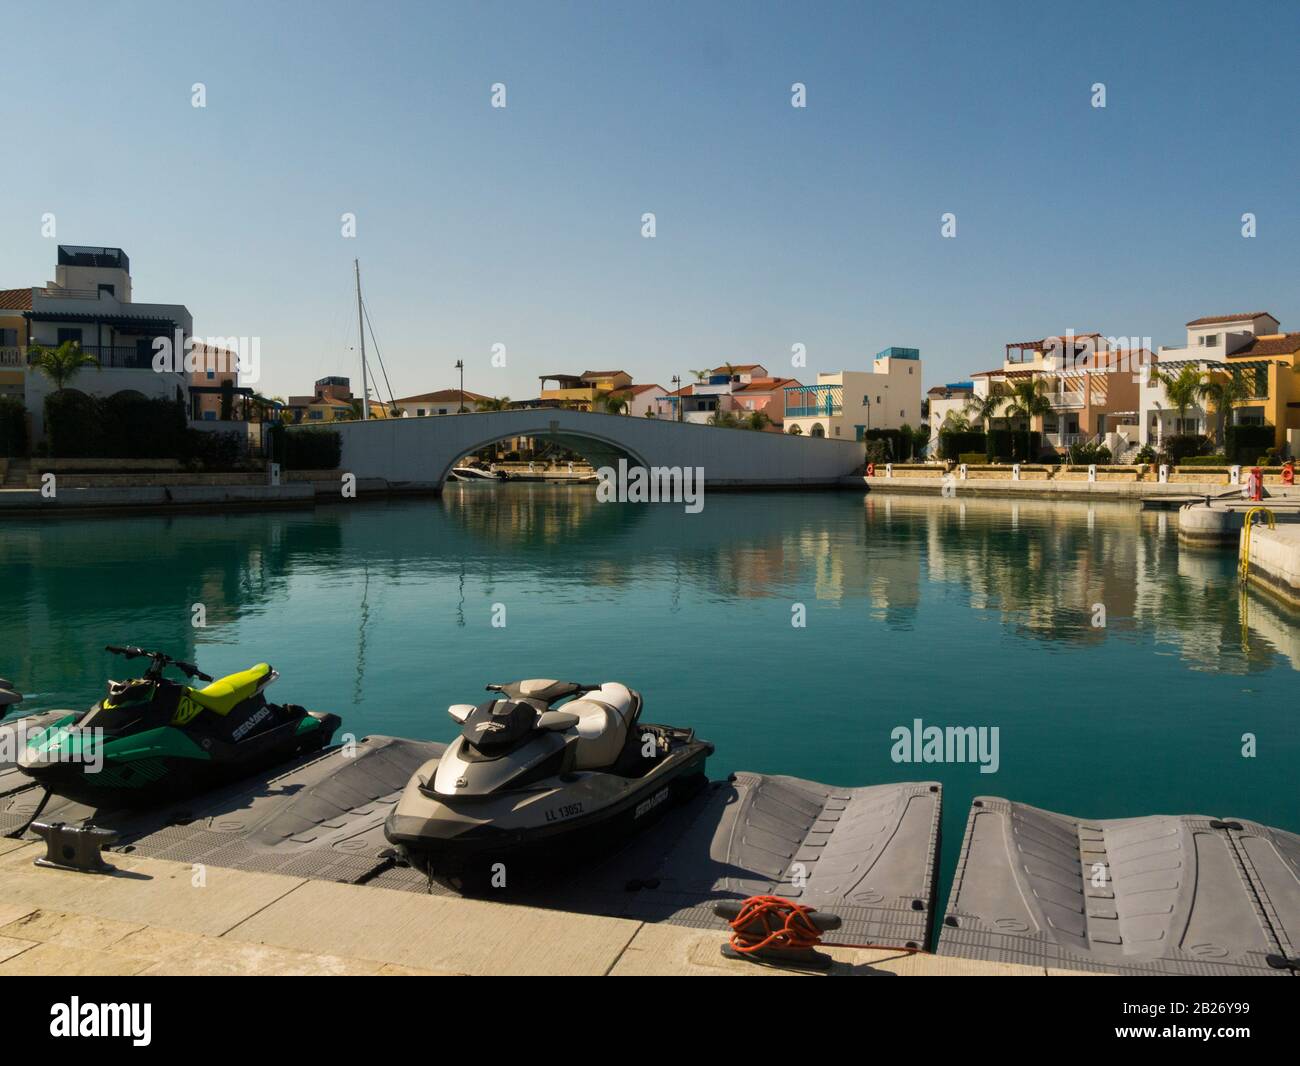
left=0, top=840, right=1085, bottom=977
left=1240, top=525, right=1300, bottom=611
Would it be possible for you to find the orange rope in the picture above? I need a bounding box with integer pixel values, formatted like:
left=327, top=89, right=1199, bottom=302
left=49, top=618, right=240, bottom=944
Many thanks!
left=725, top=894, right=924, bottom=956
left=726, top=895, right=825, bottom=954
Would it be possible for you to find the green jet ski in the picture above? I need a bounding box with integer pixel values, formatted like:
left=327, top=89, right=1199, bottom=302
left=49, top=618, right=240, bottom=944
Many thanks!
left=15, top=645, right=342, bottom=809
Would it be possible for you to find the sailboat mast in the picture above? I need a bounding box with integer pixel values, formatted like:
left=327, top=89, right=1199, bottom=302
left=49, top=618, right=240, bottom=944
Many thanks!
left=354, top=258, right=369, bottom=421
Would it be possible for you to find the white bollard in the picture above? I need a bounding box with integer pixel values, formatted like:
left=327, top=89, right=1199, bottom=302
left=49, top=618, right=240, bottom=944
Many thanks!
left=1158, top=464, right=1168, bottom=484
left=885, top=463, right=893, bottom=478
left=1088, top=464, right=1097, bottom=483
left=1012, top=463, right=1021, bottom=481
left=268, top=462, right=281, bottom=487
left=1229, top=465, right=1241, bottom=485
left=959, top=463, right=968, bottom=481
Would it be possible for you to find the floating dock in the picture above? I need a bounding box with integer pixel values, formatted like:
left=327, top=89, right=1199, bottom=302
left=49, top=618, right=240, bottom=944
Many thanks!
left=2, top=721, right=1295, bottom=975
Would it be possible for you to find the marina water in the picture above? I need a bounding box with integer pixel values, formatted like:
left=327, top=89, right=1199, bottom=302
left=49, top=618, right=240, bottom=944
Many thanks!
left=3, top=485, right=1295, bottom=909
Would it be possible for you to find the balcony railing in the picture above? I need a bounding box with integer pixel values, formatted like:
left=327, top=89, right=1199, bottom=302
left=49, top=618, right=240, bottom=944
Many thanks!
left=23, top=344, right=159, bottom=370
left=0, top=347, right=24, bottom=368
left=1048, top=390, right=1085, bottom=408
left=786, top=403, right=842, bottom=417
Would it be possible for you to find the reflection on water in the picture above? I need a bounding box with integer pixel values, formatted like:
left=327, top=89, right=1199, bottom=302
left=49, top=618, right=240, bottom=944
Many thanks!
left=2, top=486, right=1296, bottom=866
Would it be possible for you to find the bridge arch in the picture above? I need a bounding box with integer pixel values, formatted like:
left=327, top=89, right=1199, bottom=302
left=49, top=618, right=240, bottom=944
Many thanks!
left=434, top=424, right=649, bottom=488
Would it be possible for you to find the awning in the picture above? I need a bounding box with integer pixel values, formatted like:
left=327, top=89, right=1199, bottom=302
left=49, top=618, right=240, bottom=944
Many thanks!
left=24, top=310, right=181, bottom=331
left=1155, top=358, right=1286, bottom=372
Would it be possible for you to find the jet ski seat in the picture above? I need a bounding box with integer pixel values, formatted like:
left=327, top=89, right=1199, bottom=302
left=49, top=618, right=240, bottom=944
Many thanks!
left=566, top=683, right=638, bottom=770
left=192, top=663, right=272, bottom=715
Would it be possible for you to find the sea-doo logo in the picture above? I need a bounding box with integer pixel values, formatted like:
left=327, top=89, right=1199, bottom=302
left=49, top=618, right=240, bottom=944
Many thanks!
left=171, top=694, right=203, bottom=726
left=634, top=788, right=670, bottom=819
left=231, top=706, right=271, bottom=741
left=50, top=997, right=151, bottom=1046
left=474, top=721, right=505, bottom=733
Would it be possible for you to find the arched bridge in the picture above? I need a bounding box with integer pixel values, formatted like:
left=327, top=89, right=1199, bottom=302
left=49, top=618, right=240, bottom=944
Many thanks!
left=312, top=409, right=864, bottom=490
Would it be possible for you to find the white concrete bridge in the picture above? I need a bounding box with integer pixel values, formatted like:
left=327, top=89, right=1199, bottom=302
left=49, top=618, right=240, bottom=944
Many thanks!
left=312, top=409, right=863, bottom=490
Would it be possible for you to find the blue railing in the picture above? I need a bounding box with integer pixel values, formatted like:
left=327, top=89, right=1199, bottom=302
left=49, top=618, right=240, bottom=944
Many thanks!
left=786, top=404, right=842, bottom=417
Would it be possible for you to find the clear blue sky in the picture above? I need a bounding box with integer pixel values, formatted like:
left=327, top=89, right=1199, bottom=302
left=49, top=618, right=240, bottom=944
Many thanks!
left=3, top=0, right=1297, bottom=399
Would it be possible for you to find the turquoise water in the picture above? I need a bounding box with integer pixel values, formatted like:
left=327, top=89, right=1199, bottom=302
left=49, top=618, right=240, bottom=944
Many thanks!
left=2, top=486, right=1296, bottom=906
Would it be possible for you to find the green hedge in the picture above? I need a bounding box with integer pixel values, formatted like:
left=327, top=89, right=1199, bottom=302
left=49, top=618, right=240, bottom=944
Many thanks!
left=1179, top=455, right=1229, bottom=466
left=1224, top=424, right=1275, bottom=465
left=1161, top=434, right=1211, bottom=463
left=269, top=425, right=341, bottom=470
left=0, top=397, right=27, bottom=457
left=864, top=428, right=905, bottom=460
left=939, top=430, right=986, bottom=460
left=986, top=429, right=1041, bottom=461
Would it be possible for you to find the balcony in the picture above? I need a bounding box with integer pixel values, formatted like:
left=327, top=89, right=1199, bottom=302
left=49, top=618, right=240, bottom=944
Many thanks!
left=1048, top=390, right=1085, bottom=408
left=25, top=344, right=159, bottom=370
left=786, top=403, right=842, bottom=417
left=0, top=347, right=24, bottom=369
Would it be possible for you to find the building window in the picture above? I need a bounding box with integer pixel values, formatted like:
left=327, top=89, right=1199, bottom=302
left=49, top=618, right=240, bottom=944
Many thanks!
left=309, top=411, right=322, bottom=420
left=834, top=426, right=841, bottom=436
left=203, top=410, right=216, bottom=421
left=876, top=395, right=881, bottom=404
left=417, top=408, right=426, bottom=417
left=206, top=370, right=215, bottom=379
left=97, top=283, right=115, bottom=298
left=57, top=328, right=83, bottom=346
left=0, top=329, right=16, bottom=347
left=1199, top=334, right=1219, bottom=347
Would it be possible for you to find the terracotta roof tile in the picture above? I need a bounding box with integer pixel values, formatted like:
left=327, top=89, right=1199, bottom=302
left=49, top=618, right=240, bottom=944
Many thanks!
left=394, top=389, right=493, bottom=404
left=0, top=288, right=32, bottom=311
left=1225, top=332, right=1300, bottom=358
left=1186, top=312, right=1275, bottom=327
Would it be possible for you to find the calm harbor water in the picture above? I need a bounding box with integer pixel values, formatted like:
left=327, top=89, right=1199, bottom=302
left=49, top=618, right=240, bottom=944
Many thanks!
left=2, top=485, right=1296, bottom=906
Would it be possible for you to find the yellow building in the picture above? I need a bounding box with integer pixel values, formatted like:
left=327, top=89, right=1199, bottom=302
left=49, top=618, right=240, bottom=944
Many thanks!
left=0, top=288, right=31, bottom=402
left=1220, top=330, right=1300, bottom=453
left=538, top=370, right=633, bottom=411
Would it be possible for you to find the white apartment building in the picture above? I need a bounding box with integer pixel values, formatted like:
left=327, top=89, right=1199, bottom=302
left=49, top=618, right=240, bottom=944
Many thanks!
left=1139, top=312, right=1279, bottom=447
left=782, top=347, right=923, bottom=439
left=7, top=246, right=193, bottom=440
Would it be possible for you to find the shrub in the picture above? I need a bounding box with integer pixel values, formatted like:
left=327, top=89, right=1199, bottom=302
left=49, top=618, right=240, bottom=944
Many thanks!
left=272, top=427, right=341, bottom=470
left=986, top=429, right=1041, bottom=462
left=1067, top=440, right=1113, bottom=465
left=939, top=430, right=986, bottom=460
left=1178, top=455, right=1229, bottom=467
left=1161, top=434, right=1211, bottom=464
left=100, top=393, right=188, bottom=459
left=185, top=429, right=243, bottom=470
left=864, top=428, right=905, bottom=459
left=44, top=391, right=103, bottom=457
left=863, top=439, right=889, bottom=464
left=957, top=452, right=985, bottom=465
left=1224, top=424, right=1275, bottom=465
left=1135, top=444, right=1156, bottom=465
left=0, top=396, right=28, bottom=457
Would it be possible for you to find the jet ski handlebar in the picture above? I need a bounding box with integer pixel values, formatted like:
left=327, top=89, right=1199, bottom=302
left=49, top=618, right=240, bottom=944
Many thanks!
left=105, top=645, right=214, bottom=683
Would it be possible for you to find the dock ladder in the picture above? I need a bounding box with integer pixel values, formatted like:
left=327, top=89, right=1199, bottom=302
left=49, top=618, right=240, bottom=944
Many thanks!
left=1237, top=506, right=1276, bottom=585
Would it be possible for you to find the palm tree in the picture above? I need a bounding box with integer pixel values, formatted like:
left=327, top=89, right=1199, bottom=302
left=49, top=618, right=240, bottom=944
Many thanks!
left=1196, top=370, right=1252, bottom=447
left=1158, top=367, right=1201, bottom=436
left=941, top=410, right=972, bottom=432
left=600, top=393, right=628, bottom=415
left=31, top=341, right=99, bottom=392
left=787, top=423, right=803, bottom=435
left=690, top=369, right=710, bottom=383
left=962, top=387, right=1004, bottom=432
left=1004, top=378, right=1052, bottom=430
left=478, top=395, right=512, bottom=411
left=743, top=410, right=771, bottom=431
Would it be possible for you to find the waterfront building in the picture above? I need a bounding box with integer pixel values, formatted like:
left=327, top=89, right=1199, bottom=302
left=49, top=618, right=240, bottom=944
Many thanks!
left=1140, top=312, right=1300, bottom=454
left=782, top=347, right=922, bottom=439
left=2, top=246, right=193, bottom=441
left=927, top=382, right=975, bottom=449
left=286, top=376, right=391, bottom=422
left=612, top=382, right=666, bottom=417
left=393, top=388, right=493, bottom=417
left=969, top=333, right=1150, bottom=458
left=655, top=364, right=772, bottom=424
left=538, top=370, right=633, bottom=411
left=731, top=376, right=802, bottom=429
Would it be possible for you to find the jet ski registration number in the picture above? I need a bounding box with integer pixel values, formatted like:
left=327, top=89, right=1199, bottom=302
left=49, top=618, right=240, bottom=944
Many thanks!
left=545, top=802, right=584, bottom=822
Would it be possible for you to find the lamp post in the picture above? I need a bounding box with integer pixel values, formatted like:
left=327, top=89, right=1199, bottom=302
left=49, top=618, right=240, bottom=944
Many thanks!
left=455, top=359, right=465, bottom=413
left=671, top=374, right=681, bottom=422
